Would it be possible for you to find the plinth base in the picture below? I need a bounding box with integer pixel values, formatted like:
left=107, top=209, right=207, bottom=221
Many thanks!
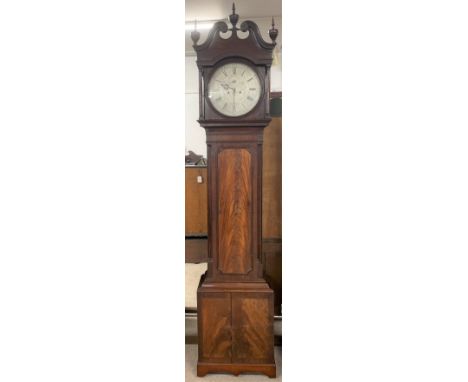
left=197, top=362, right=276, bottom=378
left=197, top=277, right=276, bottom=378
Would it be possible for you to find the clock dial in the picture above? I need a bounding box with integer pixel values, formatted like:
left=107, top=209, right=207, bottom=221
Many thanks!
left=207, top=62, right=262, bottom=117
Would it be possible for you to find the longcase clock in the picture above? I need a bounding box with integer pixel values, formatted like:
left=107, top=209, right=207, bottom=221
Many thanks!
left=191, top=4, right=279, bottom=378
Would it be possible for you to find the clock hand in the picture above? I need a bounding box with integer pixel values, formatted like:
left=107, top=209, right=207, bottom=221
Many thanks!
left=221, top=84, right=235, bottom=90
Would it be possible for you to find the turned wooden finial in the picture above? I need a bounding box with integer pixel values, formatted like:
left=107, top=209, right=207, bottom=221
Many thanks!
left=269, top=17, right=278, bottom=42
left=229, top=2, right=239, bottom=29
left=191, top=19, right=200, bottom=45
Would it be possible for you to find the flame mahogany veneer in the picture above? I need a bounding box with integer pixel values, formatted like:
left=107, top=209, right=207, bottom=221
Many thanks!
left=191, top=5, right=279, bottom=378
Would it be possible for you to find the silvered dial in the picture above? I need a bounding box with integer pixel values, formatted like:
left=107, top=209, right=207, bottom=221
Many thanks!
left=207, top=62, right=261, bottom=117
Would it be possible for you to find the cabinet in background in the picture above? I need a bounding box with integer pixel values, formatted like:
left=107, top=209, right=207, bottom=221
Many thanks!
left=185, top=166, right=208, bottom=236
left=186, top=166, right=208, bottom=263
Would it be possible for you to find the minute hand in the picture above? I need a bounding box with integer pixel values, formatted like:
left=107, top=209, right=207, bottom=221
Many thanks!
left=232, top=87, right=236, bottom=110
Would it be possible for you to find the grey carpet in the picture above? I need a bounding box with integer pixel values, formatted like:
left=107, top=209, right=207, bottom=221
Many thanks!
left=186, top=263, right=208, bottom=309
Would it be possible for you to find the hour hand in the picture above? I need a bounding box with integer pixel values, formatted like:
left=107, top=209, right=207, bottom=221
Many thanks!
left=216, top=80, right=229, bottom=89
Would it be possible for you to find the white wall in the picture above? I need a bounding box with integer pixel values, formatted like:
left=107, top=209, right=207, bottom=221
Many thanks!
left=185, top=17, right=282, bottom=158
left=185, top=56, right=207, bottom=157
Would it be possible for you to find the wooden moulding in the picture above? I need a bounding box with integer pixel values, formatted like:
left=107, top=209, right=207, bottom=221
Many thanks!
left=197, top=362, right=276, bottom=378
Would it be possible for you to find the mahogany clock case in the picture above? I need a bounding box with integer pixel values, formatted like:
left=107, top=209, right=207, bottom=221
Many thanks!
left=197, top=277, right=276, bottom=378
left=193, top=16, right=277, bottom=125
left=189, top=5, right=280, bottom=378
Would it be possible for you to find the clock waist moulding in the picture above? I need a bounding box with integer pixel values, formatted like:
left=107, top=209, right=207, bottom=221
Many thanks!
left=191, top=4, right=279, bottom=378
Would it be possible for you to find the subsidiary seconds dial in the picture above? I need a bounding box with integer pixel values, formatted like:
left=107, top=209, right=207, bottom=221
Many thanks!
left=207, top=62, right=262, bottom=117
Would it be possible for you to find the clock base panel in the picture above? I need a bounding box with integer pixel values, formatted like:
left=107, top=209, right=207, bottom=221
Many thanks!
left=197, top=362, right=276, bottom=378
left=197, top=277, right=276, bottom=377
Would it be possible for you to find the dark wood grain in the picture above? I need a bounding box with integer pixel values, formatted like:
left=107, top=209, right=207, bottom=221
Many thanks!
left=197, top=283, right=276, bottom=376
left=205, top=131, right=264, bottom=283
left=198, top=292, right=232, bottom=363
left=232, top=293, right=274, bottom=364
left=197, top=284, right=275, bottom=376
left=217, top=148, right=252, bottom=275
left=193, top=6, right=278, bottom=377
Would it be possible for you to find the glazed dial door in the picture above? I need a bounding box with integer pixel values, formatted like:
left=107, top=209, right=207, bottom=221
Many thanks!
left=207, top=62, right=262, bottom=117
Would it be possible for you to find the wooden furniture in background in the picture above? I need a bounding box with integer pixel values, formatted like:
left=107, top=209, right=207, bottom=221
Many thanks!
left=185, top=166, right=208, bottom=264
left=185, top=238, right=208, bottom=263
left=185, top=166, right=208, bottom=236
left=262, top=95, right=282, bottom=316
left=263, top=117, right=282, bottom=239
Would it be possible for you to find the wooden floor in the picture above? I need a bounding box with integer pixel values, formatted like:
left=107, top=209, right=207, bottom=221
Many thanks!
left=185, top=345, right=282, bottom=381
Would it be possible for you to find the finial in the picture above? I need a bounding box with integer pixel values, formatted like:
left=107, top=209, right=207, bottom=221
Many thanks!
left=229, top=2, right=239, bottom=29
left=190, top=19, right=200, bottom=45
left=269, top=17, right=278, bottom=42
